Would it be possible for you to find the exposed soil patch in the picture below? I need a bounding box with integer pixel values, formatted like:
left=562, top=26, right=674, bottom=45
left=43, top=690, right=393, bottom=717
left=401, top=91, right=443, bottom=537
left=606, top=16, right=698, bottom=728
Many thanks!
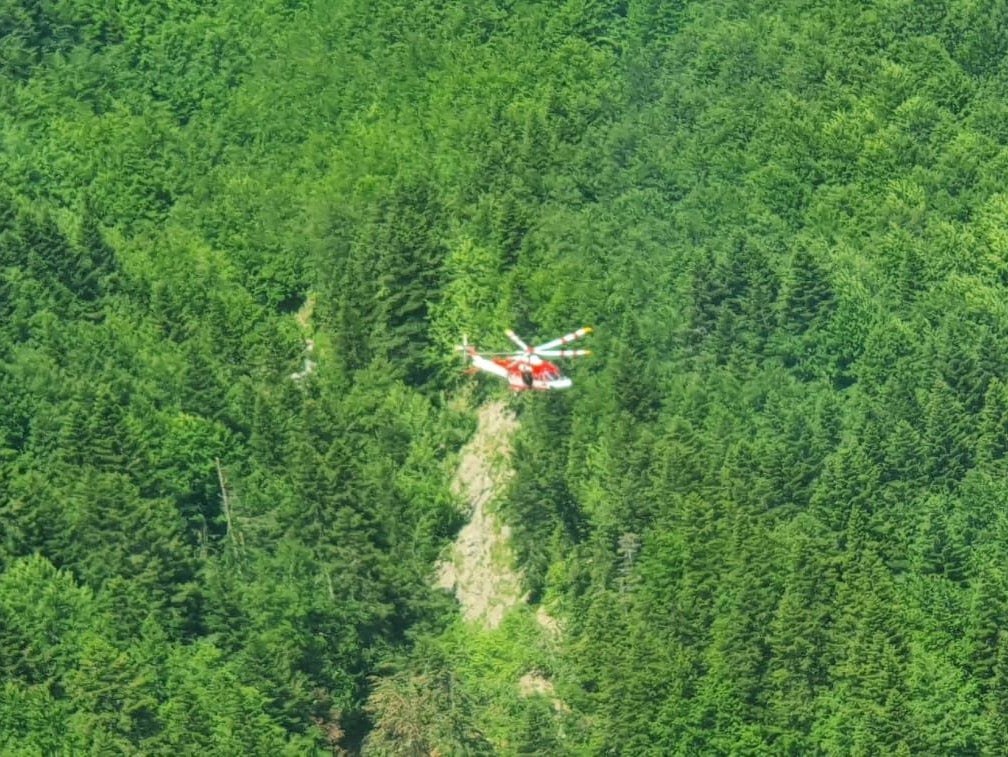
left=295, top=294, right=316, bottom=330
left=436, top=400, right=522, bottom=628
left=518, top=672, right=569, bottom=713
left=290, top=295, right=318, bottom=381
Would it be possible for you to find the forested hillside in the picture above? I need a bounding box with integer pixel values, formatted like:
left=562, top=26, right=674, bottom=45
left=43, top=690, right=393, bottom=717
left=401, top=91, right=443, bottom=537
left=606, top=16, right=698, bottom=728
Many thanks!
left=4, top=0, right=1008, bottom=753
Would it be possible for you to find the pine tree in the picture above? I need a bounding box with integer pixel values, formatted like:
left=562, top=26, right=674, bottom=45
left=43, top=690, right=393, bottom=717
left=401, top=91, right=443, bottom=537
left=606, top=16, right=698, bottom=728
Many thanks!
left=0, top=554, right=103, bottom=686
left=923, top=377, right=974, bottom=486
left=815, top=552, right=912, bottom=754
left=83, top=383, right=131, bottom=474
left=363, top=668, right=493, bottom=756
left=967, top=560, right=1008, bottom=685
left=765, top=515, right=838, bottom=741
left=982, top=631, right=1008, bottom=754
left=63, top=631, right=160, bottom=745
left=72, top=195, right=121, bottom=303
left=330, top=176, right=446, bottom=386
left=0, top=680, right=77, bottom=754
left=779, top=245, right=835, bottom=336
left=977, top=378, right=1008, bottom=466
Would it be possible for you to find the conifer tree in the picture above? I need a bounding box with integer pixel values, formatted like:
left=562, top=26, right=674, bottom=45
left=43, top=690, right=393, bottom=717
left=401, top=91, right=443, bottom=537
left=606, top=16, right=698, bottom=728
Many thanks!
left=72, top=196, right=121, bottom=303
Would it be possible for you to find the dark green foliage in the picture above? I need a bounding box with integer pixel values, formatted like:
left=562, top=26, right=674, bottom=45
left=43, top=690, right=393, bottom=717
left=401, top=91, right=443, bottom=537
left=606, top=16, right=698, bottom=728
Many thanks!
left=325, top=175, right=447, bottom=386
left=507, top=398, right=586, bottom=601
left=5, top=0, right=1008, bottom=752
left=688, top=237, right=782, bottom=365
left=73, top=196, right=121, bottom=303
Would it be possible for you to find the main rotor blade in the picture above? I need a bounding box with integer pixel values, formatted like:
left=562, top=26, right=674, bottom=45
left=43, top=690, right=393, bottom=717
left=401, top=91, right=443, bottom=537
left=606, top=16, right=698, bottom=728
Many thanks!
left=532, top=326, right=593, bottom=352
left=462, top=349, right=524, bottom=357
left=535, top=349, right=592, bottom=358
left=505, top=329, right=531, bottom=353
left=454, top=334, right=518, bottom=357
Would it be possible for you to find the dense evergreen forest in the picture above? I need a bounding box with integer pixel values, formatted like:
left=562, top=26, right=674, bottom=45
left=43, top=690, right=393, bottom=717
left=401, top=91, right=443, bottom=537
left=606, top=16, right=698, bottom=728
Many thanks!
left=4, top=0, right=1008, bottom=752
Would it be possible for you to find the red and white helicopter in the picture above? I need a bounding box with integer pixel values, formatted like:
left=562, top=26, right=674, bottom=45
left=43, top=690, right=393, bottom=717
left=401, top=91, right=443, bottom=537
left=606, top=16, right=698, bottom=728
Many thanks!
left=457, top=327, right=593, bottom=391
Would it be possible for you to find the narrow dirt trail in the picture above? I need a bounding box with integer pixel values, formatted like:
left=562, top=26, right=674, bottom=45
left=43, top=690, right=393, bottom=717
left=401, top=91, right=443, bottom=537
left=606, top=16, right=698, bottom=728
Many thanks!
left=436, top=400, right=523, bottom=628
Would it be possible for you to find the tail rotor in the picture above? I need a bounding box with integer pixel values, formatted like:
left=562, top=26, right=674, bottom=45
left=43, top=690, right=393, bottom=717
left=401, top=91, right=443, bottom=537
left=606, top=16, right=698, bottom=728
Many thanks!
left=455, top=334, right=478, bottom=372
